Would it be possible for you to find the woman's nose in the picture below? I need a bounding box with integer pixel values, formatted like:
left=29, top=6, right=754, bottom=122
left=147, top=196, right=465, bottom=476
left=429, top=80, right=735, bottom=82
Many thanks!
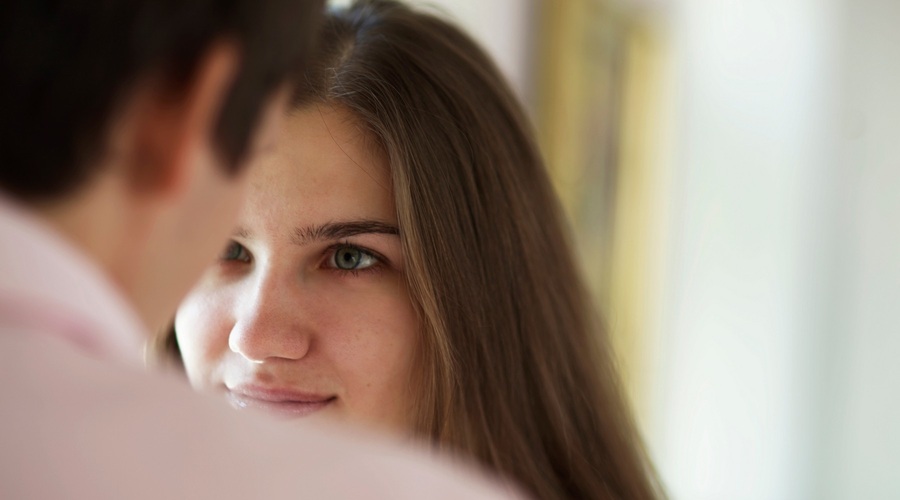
left=228, top=273, right=313, bottom=363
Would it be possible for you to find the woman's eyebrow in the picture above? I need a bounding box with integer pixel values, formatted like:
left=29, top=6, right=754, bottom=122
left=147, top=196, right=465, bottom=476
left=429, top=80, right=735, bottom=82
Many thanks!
left=231, top=227, right=252, bottom=239
left=291, top=220, right=399, bottom=245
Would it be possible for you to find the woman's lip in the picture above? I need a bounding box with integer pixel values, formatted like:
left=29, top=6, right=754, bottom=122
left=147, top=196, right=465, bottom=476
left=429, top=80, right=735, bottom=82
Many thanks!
left=225, top=385, right=336, bottom=417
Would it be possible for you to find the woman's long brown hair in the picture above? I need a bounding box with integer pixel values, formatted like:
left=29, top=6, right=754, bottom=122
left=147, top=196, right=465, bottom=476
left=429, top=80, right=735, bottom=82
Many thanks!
left=285, top=2, right=663, bottom=498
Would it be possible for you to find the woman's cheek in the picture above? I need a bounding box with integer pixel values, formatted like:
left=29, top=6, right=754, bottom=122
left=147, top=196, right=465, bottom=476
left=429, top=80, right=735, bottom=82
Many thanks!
left=175, top=290, right=232, bottom=389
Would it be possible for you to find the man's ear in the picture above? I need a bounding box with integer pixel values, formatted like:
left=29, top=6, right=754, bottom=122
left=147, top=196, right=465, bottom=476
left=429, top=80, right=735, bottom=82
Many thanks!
left=126, top=41, right=240, bottom=198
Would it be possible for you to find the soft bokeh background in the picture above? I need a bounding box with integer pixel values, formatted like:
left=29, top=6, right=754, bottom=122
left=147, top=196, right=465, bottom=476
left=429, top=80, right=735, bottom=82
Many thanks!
left=332, top=1, right=900, bottom=498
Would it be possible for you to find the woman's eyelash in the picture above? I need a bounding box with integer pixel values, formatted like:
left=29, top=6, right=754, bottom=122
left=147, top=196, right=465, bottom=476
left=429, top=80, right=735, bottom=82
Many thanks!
left=220, top=241, right=251, bottom=263
left=325, top=242, right=386, bottom=274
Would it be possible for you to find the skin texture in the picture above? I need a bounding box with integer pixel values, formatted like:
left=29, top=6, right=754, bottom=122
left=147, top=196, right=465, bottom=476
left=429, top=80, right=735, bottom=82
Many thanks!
left=175, top=104, right=418, bottom=435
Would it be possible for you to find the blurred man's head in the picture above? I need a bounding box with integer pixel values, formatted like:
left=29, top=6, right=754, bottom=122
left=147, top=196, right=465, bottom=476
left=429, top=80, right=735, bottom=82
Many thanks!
left=0, top=0, right=324, bottom=331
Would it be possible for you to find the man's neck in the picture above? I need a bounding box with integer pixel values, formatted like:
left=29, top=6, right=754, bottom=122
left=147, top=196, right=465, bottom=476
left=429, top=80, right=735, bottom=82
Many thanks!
left=34, top=174, right=151, bottom=329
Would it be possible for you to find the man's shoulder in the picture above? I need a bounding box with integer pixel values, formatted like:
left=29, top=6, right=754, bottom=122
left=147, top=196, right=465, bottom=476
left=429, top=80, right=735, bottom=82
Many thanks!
left=0, top=329, right=521, bottom=499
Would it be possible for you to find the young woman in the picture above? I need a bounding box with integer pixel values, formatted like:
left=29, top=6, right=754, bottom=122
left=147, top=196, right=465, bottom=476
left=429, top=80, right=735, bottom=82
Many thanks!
left=168, top=1, right=661, bottom=498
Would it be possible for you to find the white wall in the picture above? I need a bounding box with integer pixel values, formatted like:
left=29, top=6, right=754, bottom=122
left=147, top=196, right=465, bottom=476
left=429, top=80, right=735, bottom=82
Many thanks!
left=650, top=0, right=900, bottom=498
left=824, top=0, right=900, bottom=497
left=650, top=1, right=840, bottom=497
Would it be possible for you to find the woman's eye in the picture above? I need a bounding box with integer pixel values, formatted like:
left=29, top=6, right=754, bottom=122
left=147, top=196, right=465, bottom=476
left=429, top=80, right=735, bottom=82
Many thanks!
left=221, top=241, right=251, bottom=263
left=329, top=245, right=379, bottom=271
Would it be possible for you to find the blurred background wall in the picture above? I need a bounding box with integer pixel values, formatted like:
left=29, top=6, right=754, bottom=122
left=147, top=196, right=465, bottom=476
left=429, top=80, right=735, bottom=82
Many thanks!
left=333, top=1, right=900, bottom=498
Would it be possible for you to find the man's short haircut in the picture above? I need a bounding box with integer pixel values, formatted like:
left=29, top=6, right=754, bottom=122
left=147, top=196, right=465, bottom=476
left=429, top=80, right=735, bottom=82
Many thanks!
left=0, top=0, right=324, bottom=202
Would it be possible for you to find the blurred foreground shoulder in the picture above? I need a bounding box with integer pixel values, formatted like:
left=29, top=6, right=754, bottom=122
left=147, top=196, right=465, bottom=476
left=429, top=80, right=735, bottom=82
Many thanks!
left=0, top=331, right=524, bottom=499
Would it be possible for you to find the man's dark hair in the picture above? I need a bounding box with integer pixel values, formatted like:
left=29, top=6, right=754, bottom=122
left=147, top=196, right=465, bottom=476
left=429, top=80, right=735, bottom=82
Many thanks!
left=0, top=0, right=324, bottom=202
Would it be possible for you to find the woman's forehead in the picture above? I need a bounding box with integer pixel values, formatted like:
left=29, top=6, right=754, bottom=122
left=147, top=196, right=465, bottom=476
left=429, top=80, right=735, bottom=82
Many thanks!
left=240, top=104, right=395, bottom=234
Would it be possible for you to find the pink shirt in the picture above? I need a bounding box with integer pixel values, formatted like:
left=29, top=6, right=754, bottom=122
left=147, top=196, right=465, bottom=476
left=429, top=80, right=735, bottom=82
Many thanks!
left=0, top=196, right=523, bottom=499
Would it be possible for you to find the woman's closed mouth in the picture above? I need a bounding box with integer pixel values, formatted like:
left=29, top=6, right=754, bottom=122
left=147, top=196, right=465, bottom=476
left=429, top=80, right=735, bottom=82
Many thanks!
left=226, top=385, right=337, bottom=417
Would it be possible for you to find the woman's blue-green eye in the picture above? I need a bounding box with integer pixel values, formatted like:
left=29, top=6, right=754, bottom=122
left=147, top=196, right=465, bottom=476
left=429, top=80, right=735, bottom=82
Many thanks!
left=221, top=242, right=251, bottom=263
left=331, top=245, right=378, bottom=271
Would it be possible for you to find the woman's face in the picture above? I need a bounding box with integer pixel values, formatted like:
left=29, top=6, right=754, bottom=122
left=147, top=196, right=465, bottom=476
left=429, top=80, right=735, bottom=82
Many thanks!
left=175, top=104, right=418, bottom=434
